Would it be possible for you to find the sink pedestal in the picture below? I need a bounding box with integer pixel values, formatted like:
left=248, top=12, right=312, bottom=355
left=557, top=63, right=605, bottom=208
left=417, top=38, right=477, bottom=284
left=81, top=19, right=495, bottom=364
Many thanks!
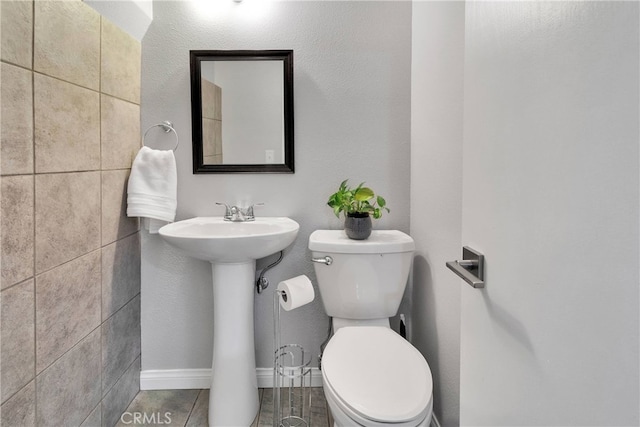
left=209, top=261, right=259, bottom=426
left=158, top=217, right=300, bottom=426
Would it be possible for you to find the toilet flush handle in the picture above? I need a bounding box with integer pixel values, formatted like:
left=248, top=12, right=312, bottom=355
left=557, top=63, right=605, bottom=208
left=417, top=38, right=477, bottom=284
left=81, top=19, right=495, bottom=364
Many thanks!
left=311, top=256, right=333, bottom=266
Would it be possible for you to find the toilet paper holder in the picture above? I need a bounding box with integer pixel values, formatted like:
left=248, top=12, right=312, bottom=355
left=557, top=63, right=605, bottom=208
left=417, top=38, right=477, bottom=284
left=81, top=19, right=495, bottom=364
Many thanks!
left=446, top=246, right=485, bottom=288
left=273, top=289, right=312, bottom=427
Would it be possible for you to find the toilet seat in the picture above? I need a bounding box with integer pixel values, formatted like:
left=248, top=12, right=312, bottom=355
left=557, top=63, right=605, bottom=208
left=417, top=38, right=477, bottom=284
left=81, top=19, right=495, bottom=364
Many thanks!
left=321, top=326, right=433, bottom=424
left=323, top=373, right=432, bottom=427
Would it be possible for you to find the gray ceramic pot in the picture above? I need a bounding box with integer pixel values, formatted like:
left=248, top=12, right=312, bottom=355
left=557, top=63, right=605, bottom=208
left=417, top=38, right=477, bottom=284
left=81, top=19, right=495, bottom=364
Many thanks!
left=344, top=212, right=372, bottom=240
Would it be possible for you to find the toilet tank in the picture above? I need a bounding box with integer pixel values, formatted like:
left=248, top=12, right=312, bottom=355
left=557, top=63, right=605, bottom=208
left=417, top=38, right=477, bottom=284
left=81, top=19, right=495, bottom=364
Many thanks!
left=309, top=230, right=415, bottom=320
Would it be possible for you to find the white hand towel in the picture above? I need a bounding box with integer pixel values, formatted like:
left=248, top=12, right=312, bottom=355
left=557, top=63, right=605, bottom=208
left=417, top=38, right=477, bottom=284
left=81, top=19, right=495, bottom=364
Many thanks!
left=127, top=146, right=177, bottom=234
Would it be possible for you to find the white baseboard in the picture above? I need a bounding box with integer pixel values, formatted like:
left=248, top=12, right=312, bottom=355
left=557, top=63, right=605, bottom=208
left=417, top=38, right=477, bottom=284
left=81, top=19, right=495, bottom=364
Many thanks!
left=140, top=368, right=323, bottom=390
left=140, top=369, right=212, bottom=390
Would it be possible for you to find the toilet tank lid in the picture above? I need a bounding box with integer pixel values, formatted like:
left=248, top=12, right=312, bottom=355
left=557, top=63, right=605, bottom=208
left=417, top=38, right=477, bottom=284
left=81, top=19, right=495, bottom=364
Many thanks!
left=309, top=230, right=415, bottom=254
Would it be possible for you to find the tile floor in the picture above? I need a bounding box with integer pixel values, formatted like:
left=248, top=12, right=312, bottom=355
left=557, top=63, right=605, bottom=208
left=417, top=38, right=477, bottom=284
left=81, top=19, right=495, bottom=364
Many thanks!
left=116, top=388, right=332, bottom=427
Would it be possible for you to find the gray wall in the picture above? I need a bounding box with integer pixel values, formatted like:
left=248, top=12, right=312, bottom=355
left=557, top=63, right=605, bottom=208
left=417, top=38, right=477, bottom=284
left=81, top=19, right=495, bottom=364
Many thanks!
left=410, top=2, right=464, bottom=426
left=140, top=0, right=411, bottom=371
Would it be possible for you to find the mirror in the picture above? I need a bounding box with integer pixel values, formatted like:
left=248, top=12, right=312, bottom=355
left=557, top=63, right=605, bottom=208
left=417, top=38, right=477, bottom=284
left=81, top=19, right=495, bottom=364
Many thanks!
left=190, top=50, right=294, bottom=173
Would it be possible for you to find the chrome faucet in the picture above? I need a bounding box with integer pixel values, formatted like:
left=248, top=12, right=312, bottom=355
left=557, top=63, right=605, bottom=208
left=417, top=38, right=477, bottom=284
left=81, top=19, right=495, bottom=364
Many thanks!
left=216, top=202, right=263, bottom=222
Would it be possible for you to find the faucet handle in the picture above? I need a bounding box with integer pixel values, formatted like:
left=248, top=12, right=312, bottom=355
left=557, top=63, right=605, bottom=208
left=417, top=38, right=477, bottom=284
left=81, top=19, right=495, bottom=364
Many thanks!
left=244, top=202, right=264, bottom=219
left=215, top=202, right=232, bottom=219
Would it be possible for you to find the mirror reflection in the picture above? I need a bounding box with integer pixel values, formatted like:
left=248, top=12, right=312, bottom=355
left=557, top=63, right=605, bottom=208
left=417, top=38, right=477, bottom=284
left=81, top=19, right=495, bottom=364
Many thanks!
left=201, top=61, right=284, bottom=165
left=190, top=50, right=294, bottom=173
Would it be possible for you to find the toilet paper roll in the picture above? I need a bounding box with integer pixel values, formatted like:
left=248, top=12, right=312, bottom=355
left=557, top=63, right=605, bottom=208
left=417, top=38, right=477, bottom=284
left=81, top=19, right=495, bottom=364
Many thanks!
left=277, top=275, right=315, bottom=311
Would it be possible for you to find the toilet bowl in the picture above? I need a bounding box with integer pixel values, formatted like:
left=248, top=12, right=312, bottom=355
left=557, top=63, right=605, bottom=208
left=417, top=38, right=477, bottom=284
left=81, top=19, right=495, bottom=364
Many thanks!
left=321, top=326, right=433, bottom=427
left=309, top=230, right=434, bottom=427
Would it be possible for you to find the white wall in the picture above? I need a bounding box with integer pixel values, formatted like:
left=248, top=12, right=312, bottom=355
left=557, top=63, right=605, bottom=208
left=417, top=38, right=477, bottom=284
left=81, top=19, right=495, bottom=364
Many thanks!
left=140, top=1, right=411, bottom=372
left=84, top=0, right=152, bottom=41
left=460, top=2, right=639, bottom=425
left=410, top=2, right=465, bottom=425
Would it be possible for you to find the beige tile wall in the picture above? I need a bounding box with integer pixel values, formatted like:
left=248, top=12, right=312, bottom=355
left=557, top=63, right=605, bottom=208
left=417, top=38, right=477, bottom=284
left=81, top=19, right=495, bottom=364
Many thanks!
left=0, top=1, right=142, bottom=426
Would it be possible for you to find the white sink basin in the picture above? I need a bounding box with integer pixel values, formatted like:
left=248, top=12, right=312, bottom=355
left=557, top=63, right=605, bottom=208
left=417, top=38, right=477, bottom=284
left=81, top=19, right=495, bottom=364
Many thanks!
left=158, top=216, right=299, bottom=262
left=158, top=216, right=299, bottom=426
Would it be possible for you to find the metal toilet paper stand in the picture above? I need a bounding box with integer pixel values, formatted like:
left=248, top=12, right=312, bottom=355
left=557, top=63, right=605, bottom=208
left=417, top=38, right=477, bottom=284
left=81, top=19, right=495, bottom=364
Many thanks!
left=273, top=289, right=312, bottom=427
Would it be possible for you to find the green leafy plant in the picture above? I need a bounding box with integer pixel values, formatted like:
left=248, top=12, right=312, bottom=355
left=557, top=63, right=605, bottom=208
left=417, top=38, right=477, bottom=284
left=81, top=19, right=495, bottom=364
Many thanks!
left=327, top=179, right=390, bottom=219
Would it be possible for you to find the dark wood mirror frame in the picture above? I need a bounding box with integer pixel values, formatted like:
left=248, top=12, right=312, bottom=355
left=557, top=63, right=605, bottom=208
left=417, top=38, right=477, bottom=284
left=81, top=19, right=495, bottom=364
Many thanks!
left=190, top=50, right=294, bottom=173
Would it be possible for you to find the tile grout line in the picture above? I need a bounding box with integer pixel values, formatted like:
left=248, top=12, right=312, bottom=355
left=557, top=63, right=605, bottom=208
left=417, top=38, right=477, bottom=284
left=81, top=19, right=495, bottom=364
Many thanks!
left=0, top=377, right=36, bottom=412
left=101, top=354, right=140, bottom=404
left=254, top=388, right=264, bottom=427
left=33, top=247, right=102, bottom=287
left=99, top=15, right=105, bottom=414
left=118, top=388, right=329, bottom=427
left=1, top=167, right=135, bottom=178
left=28, top=226, right=138, bottom=286
left=21, top=67, right=139, bottom=108
left=79, top=401, right=101, bottom=427
left=34, top=322, right=102, bottom=384
left=34, top=292, right=139, bottom=381
left=182, top=389, right=203, bottom=427
left=30, top=0, right=38, bottom=422
left=1, top=275, right=33, bottom=293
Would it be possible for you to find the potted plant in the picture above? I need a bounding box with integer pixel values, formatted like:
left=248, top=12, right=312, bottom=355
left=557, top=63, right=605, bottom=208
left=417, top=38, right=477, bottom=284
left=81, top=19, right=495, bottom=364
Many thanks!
left=327, top=179, right=389, bottom=240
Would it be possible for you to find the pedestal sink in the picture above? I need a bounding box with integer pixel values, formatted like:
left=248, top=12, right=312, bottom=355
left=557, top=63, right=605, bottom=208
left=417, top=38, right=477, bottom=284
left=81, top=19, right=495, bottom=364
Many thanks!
left=158, top=217, right=299, bottom=426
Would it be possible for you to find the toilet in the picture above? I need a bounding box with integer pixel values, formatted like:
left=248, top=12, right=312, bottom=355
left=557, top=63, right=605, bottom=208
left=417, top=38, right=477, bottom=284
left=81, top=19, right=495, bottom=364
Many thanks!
left=309, top=230, right=433, bottom=427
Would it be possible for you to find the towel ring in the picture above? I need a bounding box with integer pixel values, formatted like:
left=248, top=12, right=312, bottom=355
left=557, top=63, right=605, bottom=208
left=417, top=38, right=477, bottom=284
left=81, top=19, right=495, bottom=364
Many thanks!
left=142, top=121, right=179, bottom=151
